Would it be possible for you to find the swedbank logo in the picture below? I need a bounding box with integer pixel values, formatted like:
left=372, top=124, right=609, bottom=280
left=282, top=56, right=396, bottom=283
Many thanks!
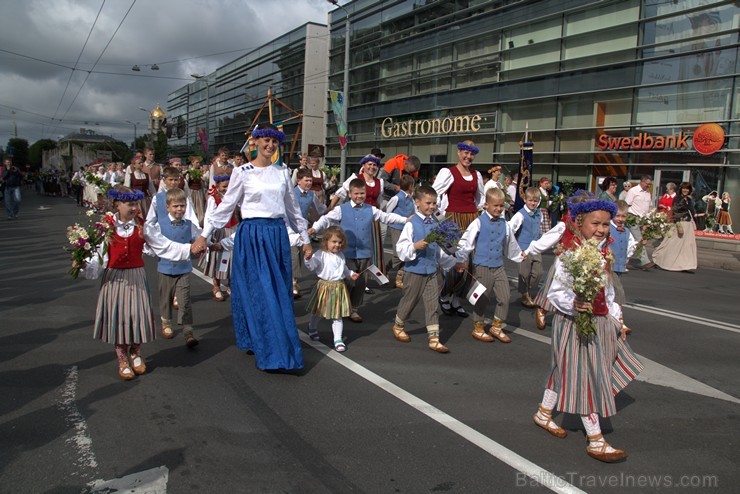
left=692, top=123, right=725, bottom=155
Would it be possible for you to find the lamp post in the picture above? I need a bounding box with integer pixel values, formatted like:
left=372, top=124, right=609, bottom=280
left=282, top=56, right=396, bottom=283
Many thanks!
left=125, top=120, right=138, bottom=146
left=328, top=0, right=350, bottom=181
left=191, top=74, right=210, bottom=156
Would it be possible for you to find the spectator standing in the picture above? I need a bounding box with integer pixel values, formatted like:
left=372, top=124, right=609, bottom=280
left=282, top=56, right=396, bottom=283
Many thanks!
left=624, top=175, right=656, bottom=270
left=2, top=158, right=23, bottom=219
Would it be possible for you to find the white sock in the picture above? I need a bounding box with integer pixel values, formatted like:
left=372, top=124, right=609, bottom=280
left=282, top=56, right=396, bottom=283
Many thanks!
left=332, top=319, right=343, bottom=341
left=309, top=315, right=320, bottom=331
left=542, top=389, right=558, bottom=410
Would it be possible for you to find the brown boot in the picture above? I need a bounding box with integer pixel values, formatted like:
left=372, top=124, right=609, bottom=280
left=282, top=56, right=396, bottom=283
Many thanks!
left=586, top=434, right=628, bottom=462
left=489, top=319, right=511, bottom=343
left=428, top=335, right=449, bottom=353
left=392, top=323, right=410, bottom=342
left=535, top=308, right=546, bottom=330
left=472, top=322, right=494, bottom=342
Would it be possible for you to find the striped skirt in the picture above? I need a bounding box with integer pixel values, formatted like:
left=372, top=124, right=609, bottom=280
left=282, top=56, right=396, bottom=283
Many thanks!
left=545, top=312, right=643, bottom=417
left=370, top=220, right=385, bottom=274
left=441, top=211, right=479, bottom=297
left=306, top=280, right=351, bottom=320
left=533, top=263, right=557, bottom=311
left=190, top=187, right=207, bottom=227
left=199, top=225, right=237, bottom=281
left=93, top=267, right=156, bottom=345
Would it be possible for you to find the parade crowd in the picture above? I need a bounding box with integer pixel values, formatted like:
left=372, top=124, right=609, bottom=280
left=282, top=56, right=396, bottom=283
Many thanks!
left=54, top=126, right=732, bottom=465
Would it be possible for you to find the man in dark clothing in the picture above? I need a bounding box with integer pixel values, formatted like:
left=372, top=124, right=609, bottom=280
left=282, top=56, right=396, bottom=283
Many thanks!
left=2, top=158, right=23, bottom=219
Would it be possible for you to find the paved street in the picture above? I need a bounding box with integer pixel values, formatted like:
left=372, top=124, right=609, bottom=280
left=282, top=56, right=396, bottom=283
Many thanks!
left=1, top=192, right=738, bottom=493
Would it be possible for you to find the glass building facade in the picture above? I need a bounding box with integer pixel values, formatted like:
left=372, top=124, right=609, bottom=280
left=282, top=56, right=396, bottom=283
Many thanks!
left=326, top=0, right=739, bottom=216
left=167, top=22, right=328, bottom=164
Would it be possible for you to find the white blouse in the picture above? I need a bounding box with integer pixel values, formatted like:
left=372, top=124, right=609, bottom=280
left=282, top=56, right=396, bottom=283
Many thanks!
left=304, top=250, right=354, bottom=281
left=200, top=163, right=309, bottom=244
left=431, top=167, right=486, bottom=211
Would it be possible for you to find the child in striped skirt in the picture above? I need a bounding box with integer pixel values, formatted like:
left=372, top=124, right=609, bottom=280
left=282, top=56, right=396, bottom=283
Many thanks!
left=304, top=226, right=359, bottom=352
left=532, top=195, right=643, bottom=463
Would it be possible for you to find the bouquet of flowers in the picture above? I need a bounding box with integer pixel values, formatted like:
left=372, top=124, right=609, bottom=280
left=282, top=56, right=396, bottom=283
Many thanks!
left=424, top=217, right=462, bottom=255
left=634, top=210, right=671, bottom=257
left=66, top=211, right=115, bottom=279
left=330, top=166, right=341, bottom=178
left=557, top=238, right=610, bottom=337
left=320, top=164, right=331, bottom=177
left=83, top=172, right=111, bottom=196
left=186, top=168, right=203, bottom=182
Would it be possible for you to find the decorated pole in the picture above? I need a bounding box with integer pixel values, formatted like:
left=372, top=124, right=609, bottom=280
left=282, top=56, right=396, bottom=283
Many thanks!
left=514, top=122, right=534, bottom=213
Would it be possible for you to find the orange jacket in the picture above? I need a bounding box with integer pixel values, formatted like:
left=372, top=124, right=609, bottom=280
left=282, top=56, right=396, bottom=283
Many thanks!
left=382, top=154, right=419, bottom=179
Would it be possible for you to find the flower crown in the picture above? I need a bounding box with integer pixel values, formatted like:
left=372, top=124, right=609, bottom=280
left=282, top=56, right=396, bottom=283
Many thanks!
left=567, top=194, right=618, bottom=219
left=359, top=155, right=381, bottom=166
left=251, top=127, right=286, bottom=143
left=213, top=174, right=231, bottom=183
left=107, top=189, right=144, bottom=202
left=457, top=142, right=479, bottom=154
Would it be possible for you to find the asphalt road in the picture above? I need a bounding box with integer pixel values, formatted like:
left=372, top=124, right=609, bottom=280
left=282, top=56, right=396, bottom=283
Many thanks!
left=1, top=192, right=738, bottom=493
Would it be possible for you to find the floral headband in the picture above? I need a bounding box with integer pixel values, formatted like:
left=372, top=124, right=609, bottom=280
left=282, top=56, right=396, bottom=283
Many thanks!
left=251, top=128, right=286, bottom=143
left=457, top=142, right=479, bottom=154
left=359, top=155, right=381, bottom=166
left=213, top=175, right=231, bottom=183
left=567, top=196, right=618, bottom=219
left=108, top=189, right=144, bottom=202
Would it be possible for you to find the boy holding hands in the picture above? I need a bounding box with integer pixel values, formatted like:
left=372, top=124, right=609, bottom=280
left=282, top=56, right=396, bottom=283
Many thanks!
left=393, top=186, right=466, bottom=353
left=457, top=187, right=524, bottom=343
left=509, top=187, right=543, bottom=308
left=385, top=175, right=416, bottom=288
left=291, top=168, right=327, bottom=297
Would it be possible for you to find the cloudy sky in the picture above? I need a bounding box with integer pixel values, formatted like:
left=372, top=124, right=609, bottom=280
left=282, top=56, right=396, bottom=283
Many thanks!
left=0, top=0, right=331, bottom=147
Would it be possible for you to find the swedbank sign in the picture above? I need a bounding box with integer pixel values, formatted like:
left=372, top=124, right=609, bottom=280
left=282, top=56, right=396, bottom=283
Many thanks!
left=381, top=114, right=482, bottom=138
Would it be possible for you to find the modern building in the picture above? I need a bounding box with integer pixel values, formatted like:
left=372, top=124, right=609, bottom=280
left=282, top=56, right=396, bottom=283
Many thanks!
left=167, top=22, right=328, bottom=163
left=326, top=0, right=738, bottom=218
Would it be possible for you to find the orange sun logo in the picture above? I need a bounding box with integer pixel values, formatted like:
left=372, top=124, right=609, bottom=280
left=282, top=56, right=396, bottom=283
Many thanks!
left=693, top=123, right=725, bottom=155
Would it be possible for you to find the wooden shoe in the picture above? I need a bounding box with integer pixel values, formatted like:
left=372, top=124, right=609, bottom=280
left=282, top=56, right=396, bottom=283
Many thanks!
left=521, top=294, right=537, bottom=308
left=535, top=308, right=547, bottom=330
left=533, top=404, right=567, bottom=438
left=392, top=324, right=410, bottom=342
left=128, top=350, right=146, bottom=375
left=472, top=322, right=494, bottom=342
left=212, top=288, right=225, bottom=302
left=161, top=320, right=174, bottom=339
left=428, top=336, right=449, bottom=353
left=184, top=332, right=199, bottom=348
left=489, top=320, right=511, bottom=343
left=118, top=363, right=135, bottom=380
left=586, top=434, right=628, bottom=462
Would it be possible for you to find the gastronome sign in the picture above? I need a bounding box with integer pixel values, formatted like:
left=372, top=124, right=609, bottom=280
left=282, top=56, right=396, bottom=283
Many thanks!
left=381, top=114, right=482, bottom=138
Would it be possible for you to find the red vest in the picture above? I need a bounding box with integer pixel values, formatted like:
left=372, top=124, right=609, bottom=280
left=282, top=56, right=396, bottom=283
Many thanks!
left=359, top=175, right=381, bottom=207
left=310, top=169, right=324, bottom=192
left=107, top=221, right=146, bottom=269
left=446, top=166, right=478, bottom=213
left=208, top=186, right=239, bottom=228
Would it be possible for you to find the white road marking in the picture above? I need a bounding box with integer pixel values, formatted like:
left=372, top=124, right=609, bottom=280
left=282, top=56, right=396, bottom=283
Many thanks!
left=90, top=466, right=169, bottom=493
left=623, top=302, right=740, bottom=334
left=298, top=332, right=586, bottom=494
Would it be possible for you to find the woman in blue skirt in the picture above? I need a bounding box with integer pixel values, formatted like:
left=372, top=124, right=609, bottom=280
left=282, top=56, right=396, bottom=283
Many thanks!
left=192, top=124, right=312, bottom=370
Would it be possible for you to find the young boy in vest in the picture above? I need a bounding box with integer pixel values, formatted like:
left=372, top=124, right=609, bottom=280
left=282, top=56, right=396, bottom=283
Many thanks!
left=309, top=178, right=407, bottom=322
left=393, top=186, right=466, bottom=353
left=610, top=200, right=638, bottom=334
left=151, top=188, right=202, bottom=347
left=385, top=175, right=416, bottom=289
left=457, top=187, right=524, bottom=343
left=291, top=168, right=327, bottom=298
left=510, top=187, right=544, bottom=309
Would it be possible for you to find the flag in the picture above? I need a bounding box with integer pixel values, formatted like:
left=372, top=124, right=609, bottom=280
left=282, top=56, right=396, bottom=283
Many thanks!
left=329, top=91, right=348, bottom=149
left=197, top=127, right=208, bottom=155
left=466, top=280, right=487, bottom=306
left=366, top=264, right=389, bottom=285
left=514, top=138, right=534, bottom=213
left=218, top=251, right=231, bottom=273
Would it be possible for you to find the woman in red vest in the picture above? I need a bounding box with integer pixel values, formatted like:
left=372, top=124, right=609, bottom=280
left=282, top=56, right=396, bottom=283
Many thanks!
left=432, top=140, right=485, bottom=317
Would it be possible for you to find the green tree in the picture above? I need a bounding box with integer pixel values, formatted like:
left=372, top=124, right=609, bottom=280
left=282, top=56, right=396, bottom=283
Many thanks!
left=6, top=138, right=29, bottom=169
left=133, top=131, right=168, bottom=161
left=28, top=139, right=57, bottom=169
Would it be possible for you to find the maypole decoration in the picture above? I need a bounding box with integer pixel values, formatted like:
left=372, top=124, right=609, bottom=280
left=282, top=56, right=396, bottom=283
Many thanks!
left=241, top=87, right=304, bottom=165
left=514, top=123, right=534, bottom=213
left=329, top=90, right=348, bottom=149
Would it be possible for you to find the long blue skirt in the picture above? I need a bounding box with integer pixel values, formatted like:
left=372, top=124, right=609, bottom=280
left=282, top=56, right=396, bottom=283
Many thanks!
left=231, top=218, right=304, bottom=370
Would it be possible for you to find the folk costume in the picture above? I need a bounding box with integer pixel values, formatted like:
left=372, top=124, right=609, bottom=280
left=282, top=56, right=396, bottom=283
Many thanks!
left=510, top=204, right=544, bottom=308
left=653, top=194, right=697, bottom=271
left=385, top=189, right=416, bottom=288
left=716, top=194, right=734, bottom=234
left=291, top=184, right=327, bottom=297
left=187, top=168, right=207, bottom=226
left=200, top=178, right=239, bottom=297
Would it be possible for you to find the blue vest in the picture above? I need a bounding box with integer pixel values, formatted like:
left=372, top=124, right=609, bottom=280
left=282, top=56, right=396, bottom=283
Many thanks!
left=515, top=209, right=542, bottom=250
left=388, top=191, right=415, bottom=231
left=293, top=186, right=315, bottom=220
left=404, top=215, right=439, bottom=275
left=156, top=192, right=193, bottom=275
left=610, top=224, right=630, bottom=273
left=473, top=216, right=507, bottom=268
left=340, top=202, right=374, bottom=259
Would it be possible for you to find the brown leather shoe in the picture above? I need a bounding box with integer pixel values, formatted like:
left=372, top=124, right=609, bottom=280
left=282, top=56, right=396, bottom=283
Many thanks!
left=349, top=311, right=363, bottom=323
left=161, top=320, right=174, bottom=339
left=392, top=324, right=410, bottom=342
left=428, top=336, right=449, bottom=353
left=533, top=404, right=567, bottom=438
left=586, top=434, right=629, bottom=462
left=521, top=294, right=537, bottom=308
left=128, top=350, right=146, bottom=375
left=535, top=308, right=547, bottom=330
left=489, top=320, right=511, bottom=343
left=184, top=332, right=199, bottom=348
left=118, top=363, right=135, bottom=380
left=472, top=322, right=494, bottom=342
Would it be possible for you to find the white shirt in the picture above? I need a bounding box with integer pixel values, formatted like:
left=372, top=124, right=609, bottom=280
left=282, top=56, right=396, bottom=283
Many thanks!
left=146, top=188, right=201, bottom=228
left=395, top=213, right=459, bottom=270
left=483, top=179, right=501, bottom=194
left=625, top=185, right=652, bottom=217
left=507, top=184, right=517, bottom=203
left=508, top=206, right=542, bottom=236
left=524, top=222, right=567, bottom=255
left=311, top=201, right=406, bottom=233
left=292, top=166, right=329, bottom=188
left=456, top=211, right=524, bottom=262
left=200, top=162, right=309, bottom=244
left=547, top=256, right=621, bottom=320
left=431, top=167, right=486, bottom=211
left=144, top=211, right=203, bottom=262
left=304, top=250, right=354, bottom=281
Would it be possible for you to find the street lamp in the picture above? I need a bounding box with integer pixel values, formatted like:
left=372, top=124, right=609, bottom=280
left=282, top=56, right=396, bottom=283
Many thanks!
left=191, top=74, right=210, bottom=156
left=125, top=120, right=138, bottom=144
left=327, top=0, right=351, bottom=182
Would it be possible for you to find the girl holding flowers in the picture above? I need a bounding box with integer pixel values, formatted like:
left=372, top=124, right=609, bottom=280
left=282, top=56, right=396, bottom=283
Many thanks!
left=74, top=186, right=194, bottom=380
left=531, top=194, right=643, bottom=463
